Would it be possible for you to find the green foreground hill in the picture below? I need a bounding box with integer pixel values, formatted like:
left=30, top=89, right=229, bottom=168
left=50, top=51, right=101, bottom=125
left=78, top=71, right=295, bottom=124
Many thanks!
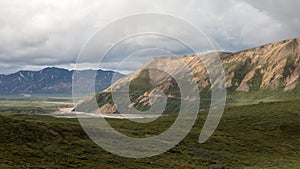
left=1, top=100, right=300, bottom=168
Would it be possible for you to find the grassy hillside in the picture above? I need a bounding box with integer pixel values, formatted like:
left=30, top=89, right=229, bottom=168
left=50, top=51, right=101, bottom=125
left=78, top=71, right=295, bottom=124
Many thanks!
left=1, top=100, right=300, bottom=168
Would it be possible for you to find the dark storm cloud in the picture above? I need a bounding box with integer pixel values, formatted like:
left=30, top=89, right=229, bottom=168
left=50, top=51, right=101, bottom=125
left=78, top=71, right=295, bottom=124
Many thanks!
left=246, top=0, right=300, bottom=34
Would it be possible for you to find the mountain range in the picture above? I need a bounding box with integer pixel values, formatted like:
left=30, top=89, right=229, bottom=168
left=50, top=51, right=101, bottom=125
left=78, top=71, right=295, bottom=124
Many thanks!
left=76, top=37, right=300, bottom=114
left=0, top=67, right=125, bottom=95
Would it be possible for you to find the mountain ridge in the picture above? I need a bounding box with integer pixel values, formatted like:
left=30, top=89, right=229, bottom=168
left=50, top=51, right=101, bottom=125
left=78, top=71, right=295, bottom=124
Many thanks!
left=75, top=37, right=300, bottom=114
left=0, top=67, right=125, bottom=95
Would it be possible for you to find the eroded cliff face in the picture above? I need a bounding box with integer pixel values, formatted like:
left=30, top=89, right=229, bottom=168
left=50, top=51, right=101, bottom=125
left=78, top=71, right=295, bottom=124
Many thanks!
left=75, top=38, right=300, bottom=114
left=224, top=38, right=300, bottom=92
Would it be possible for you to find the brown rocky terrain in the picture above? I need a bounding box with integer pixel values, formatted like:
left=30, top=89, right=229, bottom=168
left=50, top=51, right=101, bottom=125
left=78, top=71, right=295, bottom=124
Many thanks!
left=75, top=38, right=300, bottom=114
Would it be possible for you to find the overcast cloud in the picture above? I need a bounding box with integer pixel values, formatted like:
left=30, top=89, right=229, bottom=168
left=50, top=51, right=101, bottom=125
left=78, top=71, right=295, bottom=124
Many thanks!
left=0, top=0, right=299, bottom=74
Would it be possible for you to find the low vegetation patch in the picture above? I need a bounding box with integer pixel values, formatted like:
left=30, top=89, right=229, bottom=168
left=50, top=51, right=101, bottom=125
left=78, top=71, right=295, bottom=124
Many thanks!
left=0, top=100, right=300, bottom=168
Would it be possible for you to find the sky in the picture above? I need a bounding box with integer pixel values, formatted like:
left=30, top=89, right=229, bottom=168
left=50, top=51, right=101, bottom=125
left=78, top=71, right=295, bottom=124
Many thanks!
left=0, top=0, right=299, bottom=74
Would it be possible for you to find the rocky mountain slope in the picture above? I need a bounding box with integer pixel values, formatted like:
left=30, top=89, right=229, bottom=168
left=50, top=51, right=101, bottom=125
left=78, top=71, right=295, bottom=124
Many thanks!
left=0, top=67, right=125, bottom=95
left=75, top=38, right=300, bottom=114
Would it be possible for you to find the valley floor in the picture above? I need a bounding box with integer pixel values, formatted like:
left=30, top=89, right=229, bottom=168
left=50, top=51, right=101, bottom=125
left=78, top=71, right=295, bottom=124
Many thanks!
left=0, top=100, right=300, bottom=168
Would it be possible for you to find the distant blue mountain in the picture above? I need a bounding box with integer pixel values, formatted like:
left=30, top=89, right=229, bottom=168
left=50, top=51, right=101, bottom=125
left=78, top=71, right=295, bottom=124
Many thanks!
left=0, top=67, right=125, bottom=95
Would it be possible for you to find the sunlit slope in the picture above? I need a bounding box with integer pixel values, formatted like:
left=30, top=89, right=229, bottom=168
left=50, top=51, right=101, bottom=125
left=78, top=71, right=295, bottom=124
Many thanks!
left=76, top=38, right=300, bottom=114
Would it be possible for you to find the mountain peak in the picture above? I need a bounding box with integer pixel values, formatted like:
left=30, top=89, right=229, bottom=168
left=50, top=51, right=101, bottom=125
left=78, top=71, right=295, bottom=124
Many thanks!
left=42, top=67, right=69, bottom=71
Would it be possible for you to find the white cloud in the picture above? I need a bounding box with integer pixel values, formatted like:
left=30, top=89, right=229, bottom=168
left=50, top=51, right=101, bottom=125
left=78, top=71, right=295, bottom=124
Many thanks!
left=0, top=0, right=299, bottom=74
